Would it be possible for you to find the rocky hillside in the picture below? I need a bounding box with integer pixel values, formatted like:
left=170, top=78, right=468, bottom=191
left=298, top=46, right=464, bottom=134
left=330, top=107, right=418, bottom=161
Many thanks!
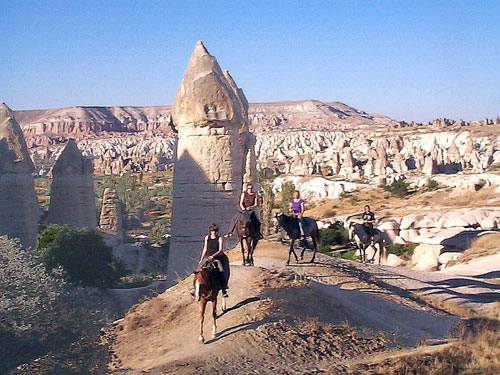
left=13, top=100, right=500, bottom=186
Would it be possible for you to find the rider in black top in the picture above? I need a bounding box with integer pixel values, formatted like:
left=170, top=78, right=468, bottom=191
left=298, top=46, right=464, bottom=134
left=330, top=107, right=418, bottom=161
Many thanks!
left=362, top=205, right=375, bottom=243
left=197, top=223, right=229, bottom=297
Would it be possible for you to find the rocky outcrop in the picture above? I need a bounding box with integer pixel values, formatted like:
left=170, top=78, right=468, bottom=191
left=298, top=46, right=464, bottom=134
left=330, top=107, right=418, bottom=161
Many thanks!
left=0, top=103, right=40, bottom=248
left=99, top=188, right=123, bottom=248
left=167, top=41, right=257, bottom=285
left=48, top=139, right=97, bottom=229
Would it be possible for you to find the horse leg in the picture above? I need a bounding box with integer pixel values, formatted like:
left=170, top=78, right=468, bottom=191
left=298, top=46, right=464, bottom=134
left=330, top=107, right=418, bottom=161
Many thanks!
left=211, top=299, right=218, bottom=338
left=222, top=293, right=227, bottom=312
left=288, top=239, right=299, bottom=264
left=240, top=238, right=246, bottom=266
left=199, top=299, right=206, bottom=343
left=300, top=241, right=306, bottom=261
left=245, top=238, right=251, bottom=265
left=310, top=237, right=317, bottom=263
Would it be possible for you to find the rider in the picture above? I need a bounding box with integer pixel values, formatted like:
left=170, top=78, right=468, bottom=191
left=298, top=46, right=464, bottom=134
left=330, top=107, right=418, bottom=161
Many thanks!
left=362, top=205, right=375, bottom=244
left=289, top=190, right=306, bottom=241
left=226, top=183, right=261, bottom=238
left=197, top=223, right=229, bottom=298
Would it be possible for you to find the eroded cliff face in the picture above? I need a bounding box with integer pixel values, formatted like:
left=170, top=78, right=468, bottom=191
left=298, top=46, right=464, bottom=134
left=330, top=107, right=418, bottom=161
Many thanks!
left=0, top=103, right=40, bottom=248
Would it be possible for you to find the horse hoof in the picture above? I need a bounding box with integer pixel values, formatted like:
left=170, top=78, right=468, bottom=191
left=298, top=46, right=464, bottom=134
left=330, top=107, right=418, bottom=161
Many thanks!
left=199, top=336, right=204, bottom=344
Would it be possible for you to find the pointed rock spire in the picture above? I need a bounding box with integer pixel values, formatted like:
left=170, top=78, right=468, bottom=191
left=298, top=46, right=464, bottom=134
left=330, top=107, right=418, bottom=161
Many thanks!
left=0, top=103, right=40, bottom=248
left=0, top=103, right=35, bottom=173
left=48, top=139, right=97, bottom=229
left=171, top=41, right=247, bottom=128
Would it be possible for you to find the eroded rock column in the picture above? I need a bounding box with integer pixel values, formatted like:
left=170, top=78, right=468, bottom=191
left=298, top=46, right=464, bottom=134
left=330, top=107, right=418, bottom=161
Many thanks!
left=167, top=41, right=256, bottom=284
left=0, top=103, right=40, bottom=248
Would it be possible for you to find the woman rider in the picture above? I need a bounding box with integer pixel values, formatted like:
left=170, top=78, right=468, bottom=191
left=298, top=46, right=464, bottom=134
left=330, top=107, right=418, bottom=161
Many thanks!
left=289, top=190, right=305, bottom=239
left=197, top=223, right=229, bottom=297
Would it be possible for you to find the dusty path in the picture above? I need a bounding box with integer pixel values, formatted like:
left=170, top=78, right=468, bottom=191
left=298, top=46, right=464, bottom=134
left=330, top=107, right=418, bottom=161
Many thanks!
left=109, top=240, right=500, bottom=374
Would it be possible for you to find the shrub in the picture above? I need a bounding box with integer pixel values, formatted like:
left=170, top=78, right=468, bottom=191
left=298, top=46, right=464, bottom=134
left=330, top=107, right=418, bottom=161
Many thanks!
left=0, top=236, right=113, bottom=373
left=37, top=224, right=127, bottom=287
left=319, top=223, right=348, bottom=247
left=386, top=242, right=417, bottom=261
left=422, top=178, right=439, bottom=192
left=381, top=179, right=411, bottom=198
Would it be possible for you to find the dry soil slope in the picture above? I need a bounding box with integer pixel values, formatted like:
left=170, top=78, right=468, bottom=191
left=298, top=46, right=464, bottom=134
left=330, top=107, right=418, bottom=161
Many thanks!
left=109, top=241, right=459, bottom=375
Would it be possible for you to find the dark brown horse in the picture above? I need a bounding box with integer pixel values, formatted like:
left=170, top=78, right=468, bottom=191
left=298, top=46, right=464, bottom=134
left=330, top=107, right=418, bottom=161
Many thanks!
left=275, top=213, right=320, bottom=265
left=193, top=259, right=228, bottom=343
left=235, top=211, right=260, bottom=266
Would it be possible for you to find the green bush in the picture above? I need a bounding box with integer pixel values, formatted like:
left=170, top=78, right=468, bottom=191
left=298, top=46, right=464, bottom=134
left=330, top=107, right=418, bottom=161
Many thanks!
left=381, top=179, right=410, bottom=198
left=0, top=236, right=113, bottom=374
left=386, top=242, right=417, bottom=261
left=319, top=223, right=348, bottom=247
left=37, top=224, right=127, bottom=287
left=422, top=178, right=439, bottom=192
left=333, top=249, right=358, bottom=261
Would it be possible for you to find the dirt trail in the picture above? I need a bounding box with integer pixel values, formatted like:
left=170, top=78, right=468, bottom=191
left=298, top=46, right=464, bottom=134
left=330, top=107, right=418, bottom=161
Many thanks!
left=109, top=240, right=500, bottom=374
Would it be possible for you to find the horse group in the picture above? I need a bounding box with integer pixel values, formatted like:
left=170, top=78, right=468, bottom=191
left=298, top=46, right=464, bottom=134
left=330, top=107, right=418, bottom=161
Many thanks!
left=194, top=211, right=386, bottom=344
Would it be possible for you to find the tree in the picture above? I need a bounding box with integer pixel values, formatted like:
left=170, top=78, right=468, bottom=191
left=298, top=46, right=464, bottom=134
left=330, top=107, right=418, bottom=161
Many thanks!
left=0, top=236, right=113, bottom=373
left=280, top=181, right=296, bottom=212
left=37, top=224, right=126, bottom=287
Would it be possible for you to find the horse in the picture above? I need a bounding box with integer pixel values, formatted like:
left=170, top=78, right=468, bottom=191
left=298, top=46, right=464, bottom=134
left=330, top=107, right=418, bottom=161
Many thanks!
left=275, top=212, right=320, bottom=264
left=348, top=222, right=387, bottom=263
left=193, top=259, right=228, bottom=343
left=235, top=210, right=260, bottom=266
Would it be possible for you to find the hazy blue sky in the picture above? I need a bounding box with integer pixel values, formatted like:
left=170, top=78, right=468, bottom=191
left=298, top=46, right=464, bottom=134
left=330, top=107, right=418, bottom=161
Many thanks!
left=1, top=0, right=499, bottom=122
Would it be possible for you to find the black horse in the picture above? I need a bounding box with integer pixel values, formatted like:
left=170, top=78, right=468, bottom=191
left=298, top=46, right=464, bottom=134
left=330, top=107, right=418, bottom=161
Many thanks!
left=235, top=211, right=260, bottom=266
left=275, top=213, right=320, bottom=264
left=348, top=222, right=386, bottom=263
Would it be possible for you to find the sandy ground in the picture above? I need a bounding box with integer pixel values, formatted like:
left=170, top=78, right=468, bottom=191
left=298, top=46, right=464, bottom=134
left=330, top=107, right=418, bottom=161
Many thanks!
left=109, top=240, right=500, bottom=374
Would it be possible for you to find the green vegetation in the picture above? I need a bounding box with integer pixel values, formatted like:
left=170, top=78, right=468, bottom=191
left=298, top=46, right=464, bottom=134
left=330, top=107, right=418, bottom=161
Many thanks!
left=333, top=249, right=358, bottom=261
left=381, top=179, right=411, bottom=198
left=279, top=181, right=296, bottom=212
left=0, top=236, right=113, bottom=374
left=37, top=224, right=128, bottom=287
left=422, top=178, right=440, bottom=192
left=385, top=242, right=417, bottom=261
left=318, top=222, right=349, bottom=254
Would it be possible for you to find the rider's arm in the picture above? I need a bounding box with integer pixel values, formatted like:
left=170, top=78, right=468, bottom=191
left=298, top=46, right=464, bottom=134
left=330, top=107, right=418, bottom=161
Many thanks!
left=299, top=201, right=305, bottom=219
left=239, top=192, right=246, bottom=210
left=199, top=236, right=208, bottom=262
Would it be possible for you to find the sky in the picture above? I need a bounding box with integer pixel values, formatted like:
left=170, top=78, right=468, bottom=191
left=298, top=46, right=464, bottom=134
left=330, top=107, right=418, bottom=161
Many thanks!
left=1, top=0, right=499, bottom=122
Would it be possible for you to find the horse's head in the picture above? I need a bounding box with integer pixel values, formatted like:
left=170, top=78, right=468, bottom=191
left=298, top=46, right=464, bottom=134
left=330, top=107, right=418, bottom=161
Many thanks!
left=274, top=212, right=284, bottom=233
left=194, top=261, right=218, bottom=300
left=346, top=221, right=357, bottom=242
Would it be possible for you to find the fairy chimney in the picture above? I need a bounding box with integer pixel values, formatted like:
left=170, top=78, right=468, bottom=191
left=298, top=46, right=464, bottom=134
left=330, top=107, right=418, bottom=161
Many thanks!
left=167, top=41, right=256, bottom=285
left=99, top=188, right=123, bottom=248
left=0, top=103, right=40, bottom=248
left=48, top=139, right=97, bottom=229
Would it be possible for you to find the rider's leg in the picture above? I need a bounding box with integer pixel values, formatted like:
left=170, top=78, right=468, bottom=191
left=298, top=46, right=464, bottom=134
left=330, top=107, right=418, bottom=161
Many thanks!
left=214, top=258, right=229, bottom=296
left=299, top=219, right=305, bottom=238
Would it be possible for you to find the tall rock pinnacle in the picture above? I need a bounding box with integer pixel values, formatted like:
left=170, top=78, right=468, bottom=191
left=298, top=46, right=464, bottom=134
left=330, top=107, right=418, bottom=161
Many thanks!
left=0, top=103, right=40, bottom=248
left=48, top=138, right=97, bottom=229
left=167, top=41, right=257, bottom=285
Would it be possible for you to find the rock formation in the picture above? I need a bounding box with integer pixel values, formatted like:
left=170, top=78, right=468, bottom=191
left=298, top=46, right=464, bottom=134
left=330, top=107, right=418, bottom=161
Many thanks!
left=0, top=103, right=40, bottom=248
left=99, top=188, right=123, bottom=248
left=48, top=138, right=97, bottom=229
left=167, top=41, right=256, bottom=285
